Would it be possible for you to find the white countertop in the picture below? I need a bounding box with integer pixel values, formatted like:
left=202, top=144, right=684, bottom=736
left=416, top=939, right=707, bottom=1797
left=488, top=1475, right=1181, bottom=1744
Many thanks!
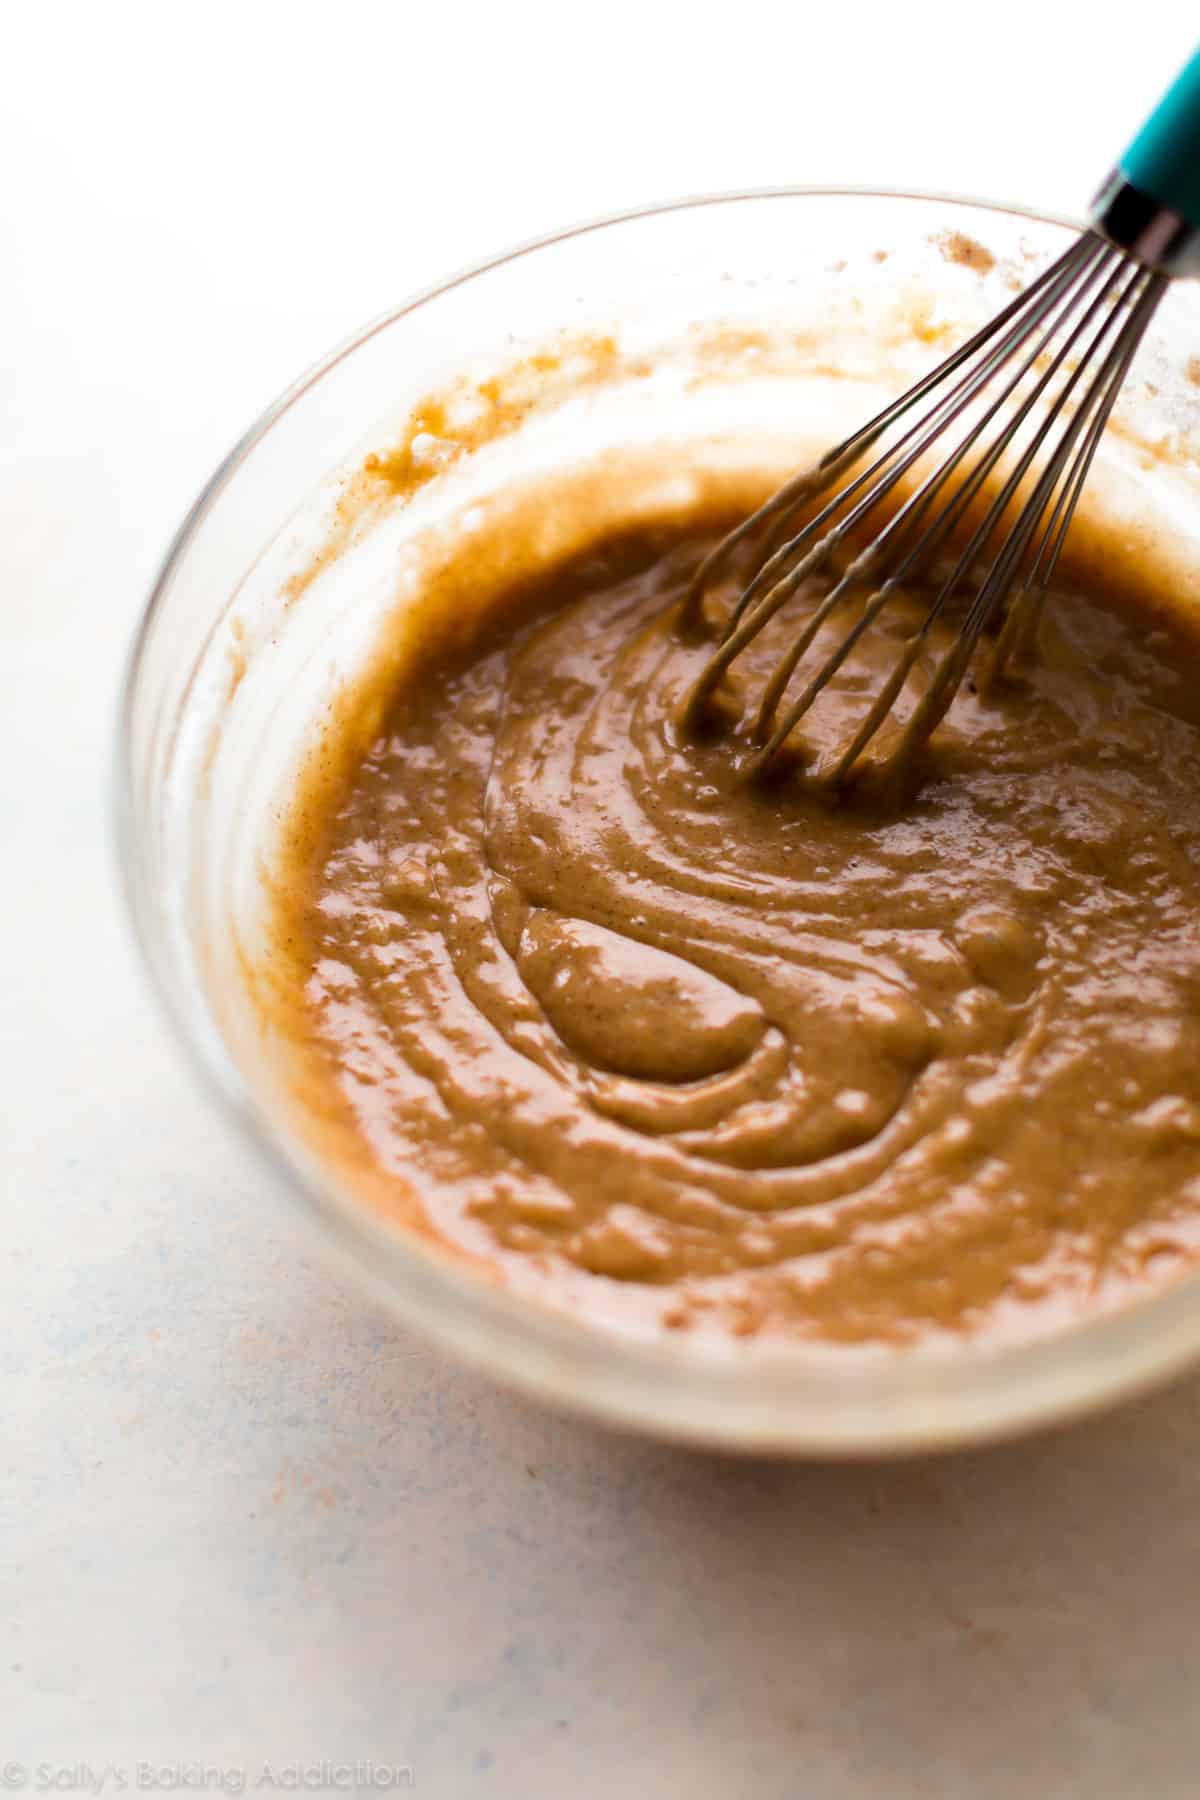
left=7, top=4, right=1200, bottom=1792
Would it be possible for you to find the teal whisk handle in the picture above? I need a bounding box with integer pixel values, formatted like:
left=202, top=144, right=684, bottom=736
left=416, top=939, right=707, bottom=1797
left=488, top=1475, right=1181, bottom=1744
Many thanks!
left=1122, top=50, right=1200, bottom=226
left=1092, top=47, right=1200, bottom=276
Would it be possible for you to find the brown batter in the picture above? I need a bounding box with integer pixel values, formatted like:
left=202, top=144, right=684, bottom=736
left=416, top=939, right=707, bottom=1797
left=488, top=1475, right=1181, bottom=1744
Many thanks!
left=270, top=495, right=1200, bottom=1348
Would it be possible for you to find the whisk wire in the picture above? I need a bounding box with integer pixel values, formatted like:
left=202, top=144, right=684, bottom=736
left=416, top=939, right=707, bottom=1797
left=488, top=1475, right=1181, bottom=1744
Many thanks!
left=992, top=275, right=1164, bottom=677
left=854, top=265, right=1167, bottom=778
left=747, top=242, right=1127, bottom=742
left=681, top=238, right=1116, bottom=723
left=687, top=237, right=1109, bottom=657
left=681, top=234, right=1104, bottom=642
left=680, top=230, right=1168, bottom=785
left=752, top=256, right=1144, bottom=767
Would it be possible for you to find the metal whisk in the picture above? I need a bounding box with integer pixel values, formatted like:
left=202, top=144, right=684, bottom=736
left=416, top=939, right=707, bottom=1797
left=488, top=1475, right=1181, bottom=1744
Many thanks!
left=681, top=51, right=1200, bottom=787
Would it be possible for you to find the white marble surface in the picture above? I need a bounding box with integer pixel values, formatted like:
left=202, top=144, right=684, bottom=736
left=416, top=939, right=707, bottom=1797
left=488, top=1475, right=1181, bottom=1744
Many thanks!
left=6, top=4, right=1200, bottom=1792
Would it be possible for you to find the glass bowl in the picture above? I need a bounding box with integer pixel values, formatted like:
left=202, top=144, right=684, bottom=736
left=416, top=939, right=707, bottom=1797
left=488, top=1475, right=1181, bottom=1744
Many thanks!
left=117, top=188, right=1200, bottom=1455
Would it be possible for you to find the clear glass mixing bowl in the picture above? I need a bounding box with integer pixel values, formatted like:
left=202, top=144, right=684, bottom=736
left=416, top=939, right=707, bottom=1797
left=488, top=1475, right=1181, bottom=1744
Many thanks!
left=117, top=189, right=1200, bottom=1454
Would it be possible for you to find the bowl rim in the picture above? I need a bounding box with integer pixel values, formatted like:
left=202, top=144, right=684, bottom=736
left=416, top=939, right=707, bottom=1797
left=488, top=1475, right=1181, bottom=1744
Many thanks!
left=115, top=184, right=1200, bottom=1455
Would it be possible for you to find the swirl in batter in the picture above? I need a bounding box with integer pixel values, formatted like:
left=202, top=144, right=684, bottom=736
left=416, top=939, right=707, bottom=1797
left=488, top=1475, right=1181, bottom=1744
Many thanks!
left=276, top=511, right=1200, bottom=1345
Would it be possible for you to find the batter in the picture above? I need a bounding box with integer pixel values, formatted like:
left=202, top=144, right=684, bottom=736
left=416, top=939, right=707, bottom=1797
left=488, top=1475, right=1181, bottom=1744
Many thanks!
left=271, top=498, right=1200, bottom=1347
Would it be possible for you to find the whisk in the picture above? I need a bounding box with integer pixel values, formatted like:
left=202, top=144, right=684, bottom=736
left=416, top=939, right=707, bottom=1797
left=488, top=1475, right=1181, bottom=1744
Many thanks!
left=681, top=50, right=1200, bottom=786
